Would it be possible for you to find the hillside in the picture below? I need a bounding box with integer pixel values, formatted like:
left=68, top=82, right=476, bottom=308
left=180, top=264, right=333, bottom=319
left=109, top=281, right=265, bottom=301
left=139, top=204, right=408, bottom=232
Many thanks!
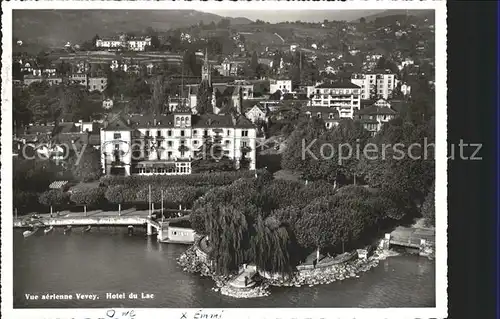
left=358, top=9, right=435, bottom=22
left=13, top=10, right=252, bottom=48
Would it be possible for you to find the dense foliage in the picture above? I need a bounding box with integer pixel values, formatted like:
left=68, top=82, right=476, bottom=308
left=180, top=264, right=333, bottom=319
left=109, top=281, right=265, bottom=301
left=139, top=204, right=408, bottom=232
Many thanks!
left=190, top=175, right=397, bottom=275
left=99, top=170, right=261, bottom=188
left=70, top=187, right=106, bottom=214
left=421, top=183, right=435, bottom=227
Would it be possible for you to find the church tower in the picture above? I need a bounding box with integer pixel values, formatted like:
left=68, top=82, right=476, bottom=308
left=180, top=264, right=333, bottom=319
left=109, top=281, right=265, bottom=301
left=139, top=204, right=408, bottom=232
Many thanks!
left=201, top=48, right=211, bottom=85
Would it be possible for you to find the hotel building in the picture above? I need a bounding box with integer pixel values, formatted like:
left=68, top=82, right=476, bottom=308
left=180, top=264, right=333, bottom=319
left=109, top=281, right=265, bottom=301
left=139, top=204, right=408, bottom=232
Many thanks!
left=306, top=81, right=361, bottom=119
left=100, top=112, right=257, bottom=176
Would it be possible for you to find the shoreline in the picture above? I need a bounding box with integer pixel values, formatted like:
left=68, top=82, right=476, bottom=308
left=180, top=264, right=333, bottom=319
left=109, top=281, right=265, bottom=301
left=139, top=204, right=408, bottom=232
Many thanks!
left=176, top=241, right=433, bottom=299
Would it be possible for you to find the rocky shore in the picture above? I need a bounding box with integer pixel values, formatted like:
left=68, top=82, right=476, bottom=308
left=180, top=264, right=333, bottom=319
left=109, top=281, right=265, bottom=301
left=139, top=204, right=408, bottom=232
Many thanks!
left=265, top=246, right=396, bottom=287
left=177, top=246, right=271, bottom=298
left=177, top=243, right=422, bottom=299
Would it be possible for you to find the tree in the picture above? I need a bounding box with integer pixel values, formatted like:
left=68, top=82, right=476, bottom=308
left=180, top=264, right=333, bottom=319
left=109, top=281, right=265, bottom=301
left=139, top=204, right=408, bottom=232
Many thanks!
left=163, top=186, right=206, bottom=210
left=250, top=51, right=259, bottom=78
left=295, top=196, right=339, bottom=262
left=281, top=118, right=327, bottom=173
left=196, top=80, right=213, bottom=114
left=70, top=148, right=102, bottom=183
left=151, top=75, right=168, bottom=115
left=192, top=134, right=235, bottom=173
left=151, top=35, right=161, bottom=50
left=269, top=90, right=282, bottom=101
left=421, top=183, right=435, bottom=227
left=217, top=18, right=231, bottom=29
left=360, top=17, right=366, bottom=24
left=70, top=187, right=106, bottom=216
left=105, top=185, right=135, bottom=215
left=39, top=190, right=69, bottom=216
left=91, top=34, right=100, bottom=48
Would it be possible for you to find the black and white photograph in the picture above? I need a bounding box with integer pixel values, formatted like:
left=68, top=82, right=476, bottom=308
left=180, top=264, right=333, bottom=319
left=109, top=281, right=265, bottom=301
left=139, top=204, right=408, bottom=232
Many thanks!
left=2, top=1, right=447, bottom=318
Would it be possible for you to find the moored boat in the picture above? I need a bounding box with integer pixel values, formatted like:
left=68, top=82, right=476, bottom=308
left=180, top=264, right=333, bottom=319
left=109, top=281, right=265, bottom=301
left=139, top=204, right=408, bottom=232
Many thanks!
left=23, top=227, right=38, bottom=238
left=44, top=226, right=54, bottom=234
left=83, top=226, right=92, bottom=233
left=63, top=225, right=72, bottom=234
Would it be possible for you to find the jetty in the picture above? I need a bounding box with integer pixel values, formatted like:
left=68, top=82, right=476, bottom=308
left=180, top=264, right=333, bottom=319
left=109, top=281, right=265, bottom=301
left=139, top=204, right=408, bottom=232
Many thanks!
left=382, top=225, right=435, bottom=256
left=14, top=208, right=196, bottom=244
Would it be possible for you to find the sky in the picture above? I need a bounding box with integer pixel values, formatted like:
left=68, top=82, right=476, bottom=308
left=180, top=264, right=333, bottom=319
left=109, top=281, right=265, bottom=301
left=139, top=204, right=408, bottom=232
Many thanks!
left=200, top=10, right=385, bottom=23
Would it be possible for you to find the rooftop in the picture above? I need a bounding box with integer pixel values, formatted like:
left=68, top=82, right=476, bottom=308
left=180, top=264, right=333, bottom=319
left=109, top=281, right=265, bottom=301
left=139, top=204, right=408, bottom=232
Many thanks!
left=315, top=81, right=361, bottom=89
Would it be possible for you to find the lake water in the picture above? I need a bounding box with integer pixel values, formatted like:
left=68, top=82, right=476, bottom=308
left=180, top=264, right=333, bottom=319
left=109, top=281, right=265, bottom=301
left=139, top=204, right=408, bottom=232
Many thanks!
left=13, top=227, right=435, bottom=308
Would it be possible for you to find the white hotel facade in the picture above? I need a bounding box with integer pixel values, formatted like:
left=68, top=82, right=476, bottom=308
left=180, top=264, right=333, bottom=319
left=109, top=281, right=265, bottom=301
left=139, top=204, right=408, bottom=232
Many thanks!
left=351, top=72, right=397, bottom=100
left=100, top=112, right=257, bottom=176
left=306, top=82, right=361, bottom=119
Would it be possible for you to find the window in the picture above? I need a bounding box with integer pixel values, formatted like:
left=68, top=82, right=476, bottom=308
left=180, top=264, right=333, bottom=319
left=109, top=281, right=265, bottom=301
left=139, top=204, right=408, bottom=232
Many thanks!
left=113, top=133, right=121, bottom=139
left=167, top=151, right=172, bottom=159
left=167, top=130, right=172, bottom=137
left=317, top=113, right=322, bottom=118
left=167, top=141, right=173, bottom=147
left=204, top=130, right=208, bottom=136
left=180, top=130, right=185, bottom=137
left=329, top=113, right=334, bottom=119
left=114, top=144, right=120, bottom=151
left=242, top=141, right=248, bottom=147
left=145, top=130, right=150, bottom=137
left=180, top=140, right=185, bottom=145
left=225, top=140, right=230, bottom=145
left=193, top=140, right=198, bottom=145
left=227, top=130, right=231, bottom=136
left=242, top=130, right=248, bottom=137
left=157, top=131, right=161, bottom=137
left=193, top=130, right=198, bottom=136
left=180, top=151, right=185, bottom=157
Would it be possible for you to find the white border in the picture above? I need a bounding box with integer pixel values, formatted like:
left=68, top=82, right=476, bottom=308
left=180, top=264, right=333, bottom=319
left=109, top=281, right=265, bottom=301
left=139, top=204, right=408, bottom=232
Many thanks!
left=1, top=1, right=447, bottom=318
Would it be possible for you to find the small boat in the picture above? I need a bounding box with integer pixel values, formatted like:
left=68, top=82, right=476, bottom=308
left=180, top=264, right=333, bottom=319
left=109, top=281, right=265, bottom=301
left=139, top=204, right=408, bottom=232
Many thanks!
left=127, top=225, right=134, bottom=236
left=63, top=225, right=72, bottom=234
left=82, top=226, right=92, bottom=233
left=23, top=227, right=38, bottom=238
left=44, top=226, right=54, bottom=234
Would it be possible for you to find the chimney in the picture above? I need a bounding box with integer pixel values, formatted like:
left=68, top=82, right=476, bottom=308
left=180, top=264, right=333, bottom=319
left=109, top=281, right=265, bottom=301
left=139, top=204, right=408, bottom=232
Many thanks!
left=154, top=118, right=157, bottom=126
left=127, top=119, right=131, bottom=125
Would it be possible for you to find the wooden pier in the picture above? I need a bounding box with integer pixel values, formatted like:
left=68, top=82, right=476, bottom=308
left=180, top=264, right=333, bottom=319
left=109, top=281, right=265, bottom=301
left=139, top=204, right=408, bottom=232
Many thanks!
left=15, top=213, right=195, bottom=245
left=382, top=226, right=435, bottom=256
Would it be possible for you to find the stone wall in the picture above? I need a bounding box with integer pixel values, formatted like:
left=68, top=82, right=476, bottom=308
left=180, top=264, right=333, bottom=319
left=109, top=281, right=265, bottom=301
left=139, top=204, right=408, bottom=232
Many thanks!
left=296, top=251, right=357, bottom=271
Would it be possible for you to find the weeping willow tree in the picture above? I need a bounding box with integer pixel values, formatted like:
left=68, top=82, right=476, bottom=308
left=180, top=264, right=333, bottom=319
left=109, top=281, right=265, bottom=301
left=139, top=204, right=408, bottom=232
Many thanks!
left=249, top=215, right=295, bottom=275
left=205, top=203, right=250, bottom=275
left=193, top=178, right=299, bottom=275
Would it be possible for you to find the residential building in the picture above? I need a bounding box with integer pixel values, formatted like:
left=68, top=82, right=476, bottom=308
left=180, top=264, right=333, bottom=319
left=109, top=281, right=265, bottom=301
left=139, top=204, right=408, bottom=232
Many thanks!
left=70, top=73, right=88, bottom=86
left=100, top=112, right=257, bottom=176
left=306, top=81, right=361, bottom=119
left=400, top=83, right=412, bottom=96
left=269, top=79, right=292, bottom=94
left=351, top=72, right=397, bottom=100
left=220, top=58, right=245, bottom=76
left=95, top=38, right=123, bottom=49
left=95, top=35, right=152, bottom=51
left=303, top=107, right=341, bottom=129
left=245, top=104, right=269, bottom=123
left=89, top=77, right=107, bottom=92
left=356, top=98, right=398, bottom=136
left=23, top=76, right=63, bottom=86
left=103, top=99, right=114, bottom=110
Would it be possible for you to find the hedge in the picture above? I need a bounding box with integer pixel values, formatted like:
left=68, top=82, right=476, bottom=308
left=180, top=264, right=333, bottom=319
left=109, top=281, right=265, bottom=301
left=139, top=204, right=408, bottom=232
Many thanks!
left=99, top=170, right=264, bottom=188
